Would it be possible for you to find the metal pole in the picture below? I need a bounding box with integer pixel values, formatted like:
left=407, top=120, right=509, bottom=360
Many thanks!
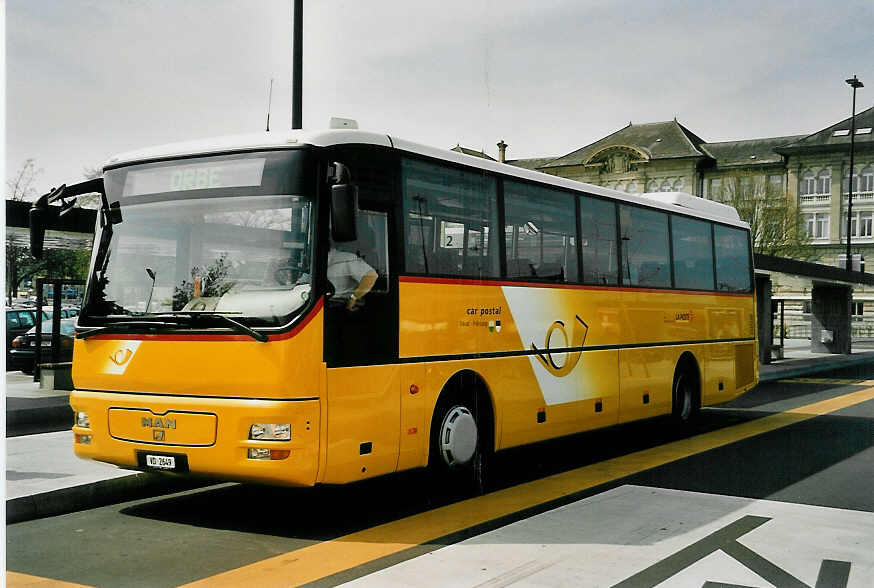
left=780, top=300, right=784, bottom=351
left=845, top=75, right=864, bottom=271
left=292, top=0, right=303, bottom=130
left=34, top=278, right=44, bottom=382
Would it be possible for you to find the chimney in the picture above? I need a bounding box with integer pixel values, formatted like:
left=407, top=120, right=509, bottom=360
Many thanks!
left=497, top=140, right=508, bottom=163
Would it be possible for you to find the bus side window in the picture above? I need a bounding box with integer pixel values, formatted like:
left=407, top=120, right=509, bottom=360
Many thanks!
left=504, top=180, right=577, bottom=282
left=580, top=196, right=618, bottom=285
left=401, top=158, right=499, bottom=278
left=714, top=225, right=751, bottom=292
left=672, top=215, right=715, bottom=290
left=620, top=205, right=670, bottom=288
left=333, top=210, right=390, bottom=293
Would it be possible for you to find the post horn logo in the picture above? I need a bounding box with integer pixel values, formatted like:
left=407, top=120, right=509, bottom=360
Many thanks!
left=531, top=315, right=588, bottom=377
left=110, top=348, right=134, bottom=366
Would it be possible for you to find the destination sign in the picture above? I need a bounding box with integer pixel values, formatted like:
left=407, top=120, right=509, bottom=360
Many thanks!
left=122, top=158, right=266, bottom=196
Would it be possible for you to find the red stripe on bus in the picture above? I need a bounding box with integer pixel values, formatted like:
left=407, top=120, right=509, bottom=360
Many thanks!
left=76, top=298, right=324, bottom=342
left=398, top=275, right=753, bottom=297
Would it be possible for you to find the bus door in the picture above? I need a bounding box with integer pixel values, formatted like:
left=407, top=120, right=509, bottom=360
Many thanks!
left=324, top=208, right=395, bottom=366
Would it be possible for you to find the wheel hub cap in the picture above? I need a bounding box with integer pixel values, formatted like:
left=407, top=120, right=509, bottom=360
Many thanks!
left=439, top=406, right=478, bottom=467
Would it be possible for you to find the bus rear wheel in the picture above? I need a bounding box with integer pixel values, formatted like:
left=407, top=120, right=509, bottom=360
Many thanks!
left=671, top=364, right=699, bottom=425
left=429, top=395, right=491, bottom=496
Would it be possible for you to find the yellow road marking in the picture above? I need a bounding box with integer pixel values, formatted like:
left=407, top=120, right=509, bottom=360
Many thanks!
left=173, top=387, right=874, bottom=586
left=784, top=377, right=874, bottom=385
left=6, top=572, right=93, bottom=588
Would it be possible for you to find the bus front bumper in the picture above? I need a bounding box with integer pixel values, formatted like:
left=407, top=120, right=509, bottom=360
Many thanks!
left=70, top=390, right=321, bottom=486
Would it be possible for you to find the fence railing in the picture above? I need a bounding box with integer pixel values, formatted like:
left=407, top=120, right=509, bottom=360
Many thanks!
left=773, top=323, right=874, bottom=340
left=799, top=194, right=831, bottom=206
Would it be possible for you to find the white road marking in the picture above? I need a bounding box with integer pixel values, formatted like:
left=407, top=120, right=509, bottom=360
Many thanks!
left=343, top=485, right=874, bottom=587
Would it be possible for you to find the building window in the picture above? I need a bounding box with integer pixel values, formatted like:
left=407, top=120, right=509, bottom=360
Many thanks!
left=816, top=169, right=831, bottom=195
left=627, top=180, right=638, bottom=193
left=660, top=179, right=672, bottom=192
left=769, top=174, right=783, bottom=190
left=647, top=180, right=659, bottom=192
left=710, top=178, right=722, bottom=201
left=842, top=210, right=873, bottom=238
left=862, top=167, right=873, bottom=193
left=853, top=302, right=864, bottom=316
left=673, top=178, right=685, bottom=192
left=843, top=170, right=860, bottom=194
left=800, top=170, right=816, bottom=196
left=804, top=212, right=829, bottom=239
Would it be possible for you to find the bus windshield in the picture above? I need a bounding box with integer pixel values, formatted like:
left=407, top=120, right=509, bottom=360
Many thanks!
left=83, top=151, right=315, bottom=328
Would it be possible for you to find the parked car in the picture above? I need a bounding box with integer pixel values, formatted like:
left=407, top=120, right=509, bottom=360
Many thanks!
left=10, top=318, right=76, bottom=375
left=6, top=307, right=39, bottom=367
left=40, top=305, right=79, bottom=320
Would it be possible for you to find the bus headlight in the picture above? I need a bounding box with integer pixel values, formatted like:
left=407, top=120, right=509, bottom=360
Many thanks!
left=75, top=412, right=90, bottom=428
left=249, top=423, right=290, bottom=441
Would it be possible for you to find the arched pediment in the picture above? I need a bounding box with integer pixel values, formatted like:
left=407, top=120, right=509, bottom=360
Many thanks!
left=586, top=145, right=650, bottom=173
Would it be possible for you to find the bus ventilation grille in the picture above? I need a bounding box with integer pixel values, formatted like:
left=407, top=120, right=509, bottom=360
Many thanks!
left=735, top=343, right=755, bottom=389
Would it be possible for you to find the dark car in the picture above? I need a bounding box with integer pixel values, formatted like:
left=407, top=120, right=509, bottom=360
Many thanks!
left=10, top=318, right=76, bottom=374
left=6, top=307, right=40, bottom=367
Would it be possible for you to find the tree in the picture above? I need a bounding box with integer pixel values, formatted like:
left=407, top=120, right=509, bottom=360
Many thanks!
left=5, top=160, right=92, bottom=303
left=6, top=160, right=43, bottom=303
left=718, top=171, right=816, bottom=261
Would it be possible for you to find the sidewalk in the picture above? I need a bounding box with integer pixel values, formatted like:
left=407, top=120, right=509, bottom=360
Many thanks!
left=5, top=373, right=206, bottom=523
left=6, top=371, right=72, bottom=435
left=759, top=338, right=874, bottom=382
left=6, top=343, right=874, bottom=524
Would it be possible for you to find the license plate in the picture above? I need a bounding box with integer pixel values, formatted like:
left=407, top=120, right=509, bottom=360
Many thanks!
left=40, top=340, right=52, bottom=347
left=145, top=455, right=176, bottom=469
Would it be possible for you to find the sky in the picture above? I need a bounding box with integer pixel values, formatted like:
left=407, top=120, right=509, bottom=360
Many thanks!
left=5, top=0, right=874, bottom=195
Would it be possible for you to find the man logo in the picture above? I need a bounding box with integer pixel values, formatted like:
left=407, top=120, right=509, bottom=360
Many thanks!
left=531, top=315, right=589, bottom=377
left=153, top=430, right=165, bottom=441
left=142, top=417, right=176, bottom=429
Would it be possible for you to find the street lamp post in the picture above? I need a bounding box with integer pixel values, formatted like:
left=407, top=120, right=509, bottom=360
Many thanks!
left=845, top=75, right=864, bottom=271
left=292, top=0, right=303, bottom=130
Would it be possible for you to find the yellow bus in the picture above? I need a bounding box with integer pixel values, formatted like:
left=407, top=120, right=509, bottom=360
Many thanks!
left=30, top=124, right=757, bottom=491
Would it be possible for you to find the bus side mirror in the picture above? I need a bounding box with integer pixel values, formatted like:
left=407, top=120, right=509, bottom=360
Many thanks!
left=331, top=184, right=358, bottom=242
left=29, top=194, right=49, bottom=259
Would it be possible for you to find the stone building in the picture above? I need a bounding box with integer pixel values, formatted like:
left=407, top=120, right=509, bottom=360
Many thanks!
left=493, top=105, right=874, bottom=335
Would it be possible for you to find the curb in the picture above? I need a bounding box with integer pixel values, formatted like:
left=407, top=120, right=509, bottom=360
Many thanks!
left=6, top=403, right=73, bottom=427
left=759, top=354, right=874, bottom=382
left=6, top=473, right=214, bottom=524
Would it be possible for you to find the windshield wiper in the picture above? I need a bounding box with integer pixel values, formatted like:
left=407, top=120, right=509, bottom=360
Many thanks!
left=156, top=311, right=268, bottom=343
left=76, top=320, right=183, bottom=340
left=77, top=312, right=268, bottom=343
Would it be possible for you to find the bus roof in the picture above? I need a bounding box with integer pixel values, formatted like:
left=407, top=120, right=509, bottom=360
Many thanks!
left=105, top=128, right=748, bottom=228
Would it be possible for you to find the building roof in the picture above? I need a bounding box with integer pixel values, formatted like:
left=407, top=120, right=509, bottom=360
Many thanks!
left=450, top=145, right=496, bottom=160
left=505, top=157, right=558, bottom=170
left=700, top=135, right=804, bottom=168
left=776, top=104, right=874, bottom=153
left=541, top=120, right=708, bottom=168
